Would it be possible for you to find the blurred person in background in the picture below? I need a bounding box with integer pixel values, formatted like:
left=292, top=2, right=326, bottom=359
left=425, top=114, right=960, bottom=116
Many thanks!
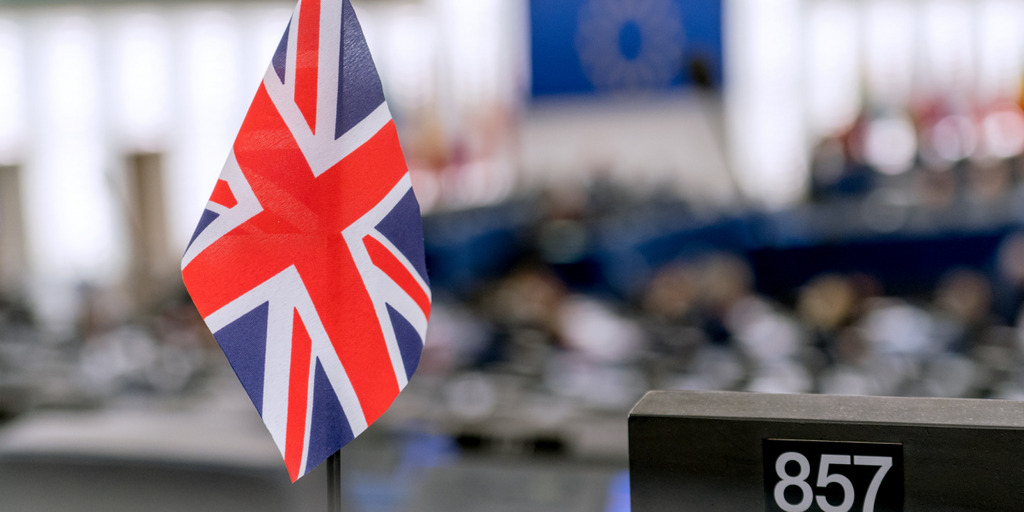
left=796, top=274, right=861, bottom=379
left=636, top=262, right=706, bottom=390
left=926, top=268, right=1019, bottom=398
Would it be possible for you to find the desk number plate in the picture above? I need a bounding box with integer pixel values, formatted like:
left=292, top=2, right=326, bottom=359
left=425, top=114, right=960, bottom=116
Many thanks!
left=763, top=439, right=903, bottom=512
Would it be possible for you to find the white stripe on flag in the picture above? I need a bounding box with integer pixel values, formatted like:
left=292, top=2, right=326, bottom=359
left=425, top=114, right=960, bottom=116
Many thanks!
left=342, top=174, right=422, bottom=389
left=203, top=265, right=366, bottom=456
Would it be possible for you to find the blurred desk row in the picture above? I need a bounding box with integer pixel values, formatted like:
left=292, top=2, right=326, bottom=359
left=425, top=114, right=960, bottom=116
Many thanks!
left=0, top=368, right=629, bottom=512
left=425, top=188, right=1024, bottom=301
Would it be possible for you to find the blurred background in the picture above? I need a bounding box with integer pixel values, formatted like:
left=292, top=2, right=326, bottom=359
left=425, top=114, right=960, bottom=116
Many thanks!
left=2, top=0, right=1024, bottom=510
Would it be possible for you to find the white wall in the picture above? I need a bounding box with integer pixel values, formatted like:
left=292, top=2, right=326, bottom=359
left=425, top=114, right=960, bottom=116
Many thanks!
left=0, top=2, right=292, bottom=330
left=521, top=95, right=739, bottom=208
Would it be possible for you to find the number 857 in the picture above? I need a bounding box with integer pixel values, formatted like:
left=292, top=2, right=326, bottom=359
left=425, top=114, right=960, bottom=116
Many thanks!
left=773, top=452, right=893, bottom=512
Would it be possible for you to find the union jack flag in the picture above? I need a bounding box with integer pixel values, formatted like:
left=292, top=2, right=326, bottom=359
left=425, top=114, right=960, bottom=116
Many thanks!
left=181, top=0, right=431, bottom=481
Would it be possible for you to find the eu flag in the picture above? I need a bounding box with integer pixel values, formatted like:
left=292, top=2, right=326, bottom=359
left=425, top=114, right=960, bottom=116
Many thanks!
left=530, top=0, right=723, bottom=98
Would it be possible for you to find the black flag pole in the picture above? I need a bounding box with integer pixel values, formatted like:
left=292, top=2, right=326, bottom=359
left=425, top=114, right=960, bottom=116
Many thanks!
left=327, top=450, right=342, bottom=512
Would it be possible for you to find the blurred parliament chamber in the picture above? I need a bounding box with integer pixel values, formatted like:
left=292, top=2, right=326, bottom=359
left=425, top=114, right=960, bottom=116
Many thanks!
left=1, top=0, right=1024, bottom=511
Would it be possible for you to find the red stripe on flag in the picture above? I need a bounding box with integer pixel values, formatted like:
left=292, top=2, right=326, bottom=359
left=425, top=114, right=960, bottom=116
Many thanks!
left=295, top=0, right=320, bottom=133
left=363, top=235, right=431, bottom=319
left=187, top=87, right=409, bottom=424
left=209, top=179, right=238, bottom=209
left=285, top=309, right=313, bottom=481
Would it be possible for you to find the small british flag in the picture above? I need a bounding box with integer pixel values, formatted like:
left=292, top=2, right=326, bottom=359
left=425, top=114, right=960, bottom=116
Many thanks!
left=181, top=0, right=430, bottom=481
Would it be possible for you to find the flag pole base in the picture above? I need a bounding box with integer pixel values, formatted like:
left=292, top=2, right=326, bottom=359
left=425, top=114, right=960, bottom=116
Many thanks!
left=327, top=450, right=341, bottom=512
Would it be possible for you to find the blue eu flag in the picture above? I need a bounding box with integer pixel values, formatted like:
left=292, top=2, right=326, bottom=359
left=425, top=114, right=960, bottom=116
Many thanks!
left=530, top=0, right=723, bottom=98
